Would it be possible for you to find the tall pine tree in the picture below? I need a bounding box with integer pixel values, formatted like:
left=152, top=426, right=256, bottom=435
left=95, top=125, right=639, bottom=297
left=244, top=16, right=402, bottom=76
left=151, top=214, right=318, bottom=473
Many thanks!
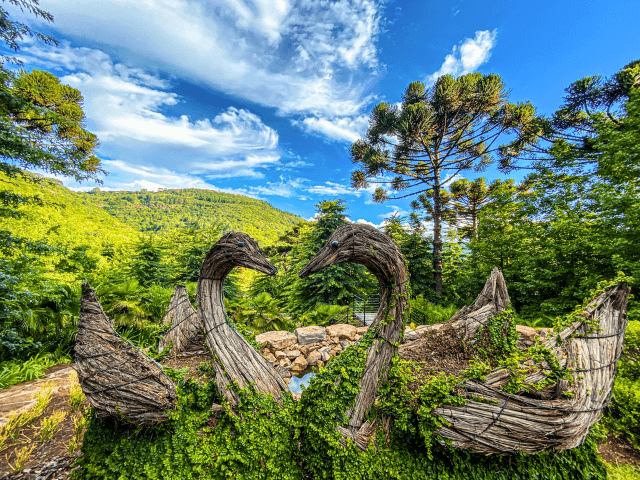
left=285, top=200, right=376, bottom=316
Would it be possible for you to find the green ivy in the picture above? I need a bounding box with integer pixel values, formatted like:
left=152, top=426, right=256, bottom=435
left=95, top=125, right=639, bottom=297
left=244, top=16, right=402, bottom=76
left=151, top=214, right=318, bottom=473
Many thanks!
left=74, top=279, right=629, bottom=479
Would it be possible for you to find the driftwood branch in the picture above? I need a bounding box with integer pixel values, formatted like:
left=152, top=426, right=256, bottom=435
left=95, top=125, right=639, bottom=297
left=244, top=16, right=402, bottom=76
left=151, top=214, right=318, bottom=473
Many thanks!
left=74, top=284, right=177, bottom=425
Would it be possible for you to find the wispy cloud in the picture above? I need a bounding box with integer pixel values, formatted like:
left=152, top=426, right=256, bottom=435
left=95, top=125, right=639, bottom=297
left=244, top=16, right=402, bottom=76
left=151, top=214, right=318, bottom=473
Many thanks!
left=39, top=0, right=385, bottom=120
left=297, top=115, right=369, bottom=143
left=20, top=42, right=282, bottom=178
left=308, top=181, right=362, bottom=197
left=426, top=29, right=498, bottom=85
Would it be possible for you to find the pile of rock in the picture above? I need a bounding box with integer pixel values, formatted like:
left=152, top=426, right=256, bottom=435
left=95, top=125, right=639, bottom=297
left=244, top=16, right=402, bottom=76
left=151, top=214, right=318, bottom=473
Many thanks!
left=255, top=324, right=368, bottom=383
left=257, top=323, right=549, bottom=383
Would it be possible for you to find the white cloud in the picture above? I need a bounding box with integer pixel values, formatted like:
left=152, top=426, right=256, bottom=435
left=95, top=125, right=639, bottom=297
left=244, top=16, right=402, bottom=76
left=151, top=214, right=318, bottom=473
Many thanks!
left=242, top=177, right=308, bottom=198
left=298, top=114, right=369, bottom=143
left=378, top=205, right=410, bottom=220
left=62, top=159, right=276, bottom=199
left=38, top=0, right=384, bottom=119
left=307, top=181, right=361, bottom=197
left=355, top=218, right=381, bottom=228
left=426, top=29, right=498, bottom=84
left=20, top=42, right=281, bottom=178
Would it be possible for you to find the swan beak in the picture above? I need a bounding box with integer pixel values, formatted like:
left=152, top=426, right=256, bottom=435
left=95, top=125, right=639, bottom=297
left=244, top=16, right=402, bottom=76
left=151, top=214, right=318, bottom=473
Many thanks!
left=299, top=248, right=340, bottom=278
left=247, top=256, right=278, bottom=276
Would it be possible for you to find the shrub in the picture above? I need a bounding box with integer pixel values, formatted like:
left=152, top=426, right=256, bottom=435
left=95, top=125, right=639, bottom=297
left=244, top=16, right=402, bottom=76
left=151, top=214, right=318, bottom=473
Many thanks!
left=605, top=376, right=640, bottom=448
left=407, top=295, right=458, bottom=326
left=618, top=321, right=640, bottom=381
left=299, top=304, right=345, bottom=327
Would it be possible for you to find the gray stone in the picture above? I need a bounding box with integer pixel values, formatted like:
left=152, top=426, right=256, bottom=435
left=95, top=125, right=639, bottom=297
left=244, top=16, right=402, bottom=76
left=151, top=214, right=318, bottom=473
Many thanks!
left=279, top=357, right=291, bottom=368
left=291, top=355, right=308, bottom=373
left=255, top=330, right=297, bottom=351
left=286, top=349, right=301, bottom=359
left=326, top=324, right=357, bottom=341
left=295, top=326, right=326, bottom=346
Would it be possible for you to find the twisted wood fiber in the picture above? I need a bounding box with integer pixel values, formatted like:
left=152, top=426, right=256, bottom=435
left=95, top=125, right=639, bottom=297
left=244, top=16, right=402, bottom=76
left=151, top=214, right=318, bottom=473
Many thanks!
left=299, top=224, right=409, bottom=450
left=431, top=271, right=629, bottom=454
left=74, top=284, right=177, bottom=425
left=197, top=232, right=289, bottom=405
left=158, top=285, right=201, bottom=356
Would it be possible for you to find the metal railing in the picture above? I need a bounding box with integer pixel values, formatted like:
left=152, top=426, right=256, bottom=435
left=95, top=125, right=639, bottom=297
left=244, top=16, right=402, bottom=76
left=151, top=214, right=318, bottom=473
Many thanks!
left=353, top=294, right=380, bottom=326
left=324, top=294, right=381, bottom=326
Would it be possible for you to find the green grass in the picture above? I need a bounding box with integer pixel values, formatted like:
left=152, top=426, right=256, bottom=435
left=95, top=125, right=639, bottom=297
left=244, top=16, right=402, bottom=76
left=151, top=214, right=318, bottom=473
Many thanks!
left=605, top=462, right=640, bottom=480
left=0, top=348, right=71, bottom=390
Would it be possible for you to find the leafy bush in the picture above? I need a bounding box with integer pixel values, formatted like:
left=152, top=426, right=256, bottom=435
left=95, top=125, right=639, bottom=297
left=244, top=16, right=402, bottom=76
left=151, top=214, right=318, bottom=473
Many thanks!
left=298, top=304, right=345, bottom=327
left=0, top=345, right=71, bottom=390
left=78, top=379, right=302, bottom=480
left=603, top=321, right=640, bottom=448
left=0, top=328, right=44, bottom=361
left=618, top=321, right=640, bottom=381
left=226, top=293, right=294, bottom=333
left=407, top=295, right=458, bottom=326
left=605, top=377, right=640, bottom=448
left=606, top=462, right=640, bottom=480
left=116, top=323, right=165, bottom=350
left=77, top=365, right=608, bottom=480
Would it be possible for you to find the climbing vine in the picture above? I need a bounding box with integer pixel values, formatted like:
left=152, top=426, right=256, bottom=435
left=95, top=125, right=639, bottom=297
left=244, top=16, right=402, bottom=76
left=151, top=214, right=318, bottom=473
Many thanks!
left=72, top=277, right=629, bottom=479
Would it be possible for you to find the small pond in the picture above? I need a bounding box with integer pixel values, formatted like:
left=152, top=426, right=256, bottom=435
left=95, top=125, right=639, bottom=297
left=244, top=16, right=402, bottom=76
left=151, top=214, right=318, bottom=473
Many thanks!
left=288, top=372, right=315, bottom=393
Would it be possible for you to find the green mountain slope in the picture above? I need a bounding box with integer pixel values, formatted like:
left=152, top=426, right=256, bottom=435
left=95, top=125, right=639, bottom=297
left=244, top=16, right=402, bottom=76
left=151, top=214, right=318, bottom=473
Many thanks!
left=0, top=173, right=136, bottom=280
left=80, top=188, right=301, bottom=244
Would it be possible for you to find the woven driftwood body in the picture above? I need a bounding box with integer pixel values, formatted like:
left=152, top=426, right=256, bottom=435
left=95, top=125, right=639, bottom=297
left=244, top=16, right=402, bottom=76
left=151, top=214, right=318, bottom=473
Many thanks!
left=158, top=285, right=201, bottom=356
left=399, top=268, right=510, bottom=361
left=300, top=224, right=409, bottom=450
left=75, top=284, right=177, bottom=425
left=428, top=272, right=630, bottom=454
left=197, top=232, right=289, bottom=405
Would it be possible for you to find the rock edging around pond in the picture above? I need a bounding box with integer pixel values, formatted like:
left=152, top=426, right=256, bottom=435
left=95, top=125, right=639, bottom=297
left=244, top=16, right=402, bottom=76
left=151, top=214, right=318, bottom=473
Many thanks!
left=256, top=323, right=552, bottom=383
left=256, top=324, right=367, bottom=382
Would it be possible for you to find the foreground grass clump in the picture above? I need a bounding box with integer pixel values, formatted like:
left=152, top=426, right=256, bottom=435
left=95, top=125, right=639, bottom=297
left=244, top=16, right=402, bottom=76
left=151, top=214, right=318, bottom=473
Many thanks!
left=606, top=462, right=640, bottom=480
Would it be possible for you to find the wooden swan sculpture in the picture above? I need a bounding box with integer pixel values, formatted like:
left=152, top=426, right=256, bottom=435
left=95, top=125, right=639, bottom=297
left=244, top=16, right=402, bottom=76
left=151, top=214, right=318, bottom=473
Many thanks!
left=299, top=224, right=409, bottom=450
left=75, top=284, right=177, bottom=425
left=429, top=269, right=630, bottom=454
left=75, top=232, right=285, bottom=423
left=197, top=232, right=290, bottom=405
left=75, top=226, right=629, bottom=457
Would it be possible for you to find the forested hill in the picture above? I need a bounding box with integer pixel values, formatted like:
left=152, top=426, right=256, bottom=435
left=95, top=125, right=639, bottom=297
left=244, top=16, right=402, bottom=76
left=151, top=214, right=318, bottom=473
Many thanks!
left=79, top=188, right=301, bottom=243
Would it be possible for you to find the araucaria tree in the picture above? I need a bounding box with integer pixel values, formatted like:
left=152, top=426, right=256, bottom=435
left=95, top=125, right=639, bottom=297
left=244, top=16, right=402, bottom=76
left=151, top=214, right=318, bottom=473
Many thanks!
left=0, top=1, right=101, bottom=181
left=448, top=177, right=517, bottom=240
left=351, top=73, right=536, bottom=295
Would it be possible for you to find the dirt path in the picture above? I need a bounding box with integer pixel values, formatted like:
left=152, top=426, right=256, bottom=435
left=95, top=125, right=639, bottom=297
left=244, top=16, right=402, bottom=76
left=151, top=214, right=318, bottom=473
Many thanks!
left=0, top=364, right=83, bottom=478
left=0, top=365, right=75, bottom=429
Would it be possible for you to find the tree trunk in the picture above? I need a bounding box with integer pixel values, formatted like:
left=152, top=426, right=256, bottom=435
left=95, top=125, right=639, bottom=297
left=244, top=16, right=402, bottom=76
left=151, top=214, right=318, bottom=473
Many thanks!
left=432, top=170, right=443, bottom=296
left=471, top=206, right=479, bottom=240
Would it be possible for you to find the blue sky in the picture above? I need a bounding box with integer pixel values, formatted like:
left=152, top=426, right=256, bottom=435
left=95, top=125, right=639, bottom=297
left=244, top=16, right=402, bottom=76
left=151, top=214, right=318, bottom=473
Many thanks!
left=9, top=0, right=640, bottom=225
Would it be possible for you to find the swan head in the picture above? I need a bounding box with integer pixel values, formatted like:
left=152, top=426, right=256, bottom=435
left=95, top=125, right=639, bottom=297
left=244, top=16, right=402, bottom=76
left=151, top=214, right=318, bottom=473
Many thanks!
left=201, top=232, right=277, bottom=277
left=299, top=224, right=387, bottom=279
